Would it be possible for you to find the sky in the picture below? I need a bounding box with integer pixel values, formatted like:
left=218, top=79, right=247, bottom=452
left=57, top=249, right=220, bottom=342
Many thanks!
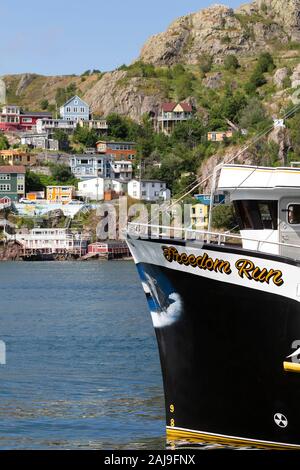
left=1, top=0, right=243, bottom=76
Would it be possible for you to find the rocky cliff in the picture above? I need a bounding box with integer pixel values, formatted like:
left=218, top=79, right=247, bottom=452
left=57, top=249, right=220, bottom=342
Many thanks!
left=2, top=0, right=300, bottom=120
left=139, top=1, right=300, bottom=65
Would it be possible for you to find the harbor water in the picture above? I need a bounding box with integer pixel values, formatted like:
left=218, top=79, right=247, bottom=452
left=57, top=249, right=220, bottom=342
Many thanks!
left=0, top=261, right=165, bottom=450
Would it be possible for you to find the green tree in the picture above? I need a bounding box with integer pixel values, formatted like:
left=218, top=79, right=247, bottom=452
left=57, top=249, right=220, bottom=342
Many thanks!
left=171, top=119, right=204, bottom=149
left=256, top=52, right=275, bottom=73
left=40, top=99, right=49, bottom=110
left=238, top=97, right=270, bottom=131
left=224, top=55, right=239, bottom=72
left=50, top=163, right=74, bottom=182
left=174, top=74, right=194, bottom=101
left=25, top=171, right=44, bottom=193
left=0, top=135, right=9, bottom=150
left=73, top=125, right=98, bottom=147
left=55, top=83, right=77, bottom=107
left=198, top=54, right=213, bottom=74
left=53, top=130, right=70, bottom=151
left=106, top=113, right=130, bottom=139
left=212, top=204, right=237, bottom=230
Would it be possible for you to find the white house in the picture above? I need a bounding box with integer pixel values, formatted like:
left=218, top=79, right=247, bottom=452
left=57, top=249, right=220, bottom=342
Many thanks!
left=127, top=179, right=170, bottom=202
left=78, top=178, right=106, bottom=201
left=77, top=177, right=128, bottom=200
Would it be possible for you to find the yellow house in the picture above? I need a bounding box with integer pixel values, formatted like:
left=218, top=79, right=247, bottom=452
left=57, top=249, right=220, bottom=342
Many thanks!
left=190, top=203, right=209, bottom=230
left=0, top=149, right=37, bottom=166
left=46, top=186, right=75, bottom=204
left=207, top=130, right=233, bottom=142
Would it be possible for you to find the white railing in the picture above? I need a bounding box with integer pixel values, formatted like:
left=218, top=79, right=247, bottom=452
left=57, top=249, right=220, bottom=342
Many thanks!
left=127, top=222, right=300, bottom=255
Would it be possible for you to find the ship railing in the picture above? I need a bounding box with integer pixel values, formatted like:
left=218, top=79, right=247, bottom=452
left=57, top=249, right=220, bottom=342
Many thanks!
left=127, top=222, right=300, bottom=254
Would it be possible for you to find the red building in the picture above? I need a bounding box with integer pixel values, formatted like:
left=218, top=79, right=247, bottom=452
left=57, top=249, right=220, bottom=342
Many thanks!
left=88, top=241, right=131, bottom=258
left=0, top=105, right=52, bottom=132
left=96, top=140, right=137, bottom=161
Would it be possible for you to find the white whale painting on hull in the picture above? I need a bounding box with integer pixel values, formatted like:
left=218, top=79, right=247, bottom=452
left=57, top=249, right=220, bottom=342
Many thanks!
left=142, top=274, right=182, bottom=328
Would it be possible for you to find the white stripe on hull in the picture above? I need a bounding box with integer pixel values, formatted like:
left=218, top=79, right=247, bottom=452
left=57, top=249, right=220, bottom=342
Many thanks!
left=127, top=238, right=300, bottom=302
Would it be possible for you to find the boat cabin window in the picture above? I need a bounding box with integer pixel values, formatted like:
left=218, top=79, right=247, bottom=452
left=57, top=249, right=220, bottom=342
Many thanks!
left=288, top=204, right=300, bottom=225
left=234, top=200, right=278, bottom=230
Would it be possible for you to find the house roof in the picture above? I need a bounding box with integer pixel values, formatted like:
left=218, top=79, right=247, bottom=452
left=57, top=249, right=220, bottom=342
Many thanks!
left=96, top=140, right=136, bottom=145
left=61, top=95, right=89, bottom=108
left=161, top=102, right=192, bottom=112
left=131, top=179, right=166, bottom=184
left=0, top=165, right=26, bottom=174
left=22, top=112, right=52, bottom=117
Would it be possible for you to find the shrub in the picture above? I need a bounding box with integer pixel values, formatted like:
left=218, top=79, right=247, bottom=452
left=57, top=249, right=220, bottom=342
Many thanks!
left=40, top=99, right=49, bottom=110
left=256, top=52, right=275, bottom=73
left=224, top=55, right=239, bottom=72
left=0, top=134, right=9, bottom=150
left=212, top=204, right=237, bottom=230
left=198, top=54, right=213, bottom=74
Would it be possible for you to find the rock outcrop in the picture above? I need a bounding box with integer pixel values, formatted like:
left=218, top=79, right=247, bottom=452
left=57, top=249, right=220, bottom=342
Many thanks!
left=273, top=67, right=289, bottom=88
left=16, top=74, right=36, bottom=96
left=0, top=240, right=22, bottom=261
left=139, top=1, right=299, bottom=66
left=291, top=63, right=300, bottom=88
left=83, top=71, right=165, bottom=122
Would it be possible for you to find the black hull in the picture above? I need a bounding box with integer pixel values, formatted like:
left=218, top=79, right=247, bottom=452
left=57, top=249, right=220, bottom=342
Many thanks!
left=128, top=237, right=300, bottom=448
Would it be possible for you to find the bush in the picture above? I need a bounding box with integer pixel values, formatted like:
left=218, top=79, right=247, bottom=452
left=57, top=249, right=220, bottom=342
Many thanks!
left=238, top=97, right=271, bottom=130
left=198, top=54, right=213, bottom=74
left=50, top=163, right=74, bottom=182
left=224, top=55, right=239, bottom=72
left=40, top=99, right=49, bottom=110
left=0, top=134, right=9, bottom=150
left=73, top=125, right=98, bottom=147
left=53, top=130, right=70, bottom=151
left=256, top=52, right=275, bottom=74
left=212, top=204, right=237, bottom=230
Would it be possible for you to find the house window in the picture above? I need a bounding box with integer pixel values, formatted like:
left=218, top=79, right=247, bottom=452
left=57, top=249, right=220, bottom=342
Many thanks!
left=142, top=191, right=146, bottom=196
left=18, top=185, right=24, bottom=191
left=211, top=133, right=217, bottom=141
left=74, top=100, right=79, bottom=105
left=0, top=184, right=10, bottom=191
left=0, top=174, right=10, bottom=180
left=74, top=107, right=78, bottom=113
left=80, top=107, right=85, bottom=113
left=66, top=107, right=71, bottom=112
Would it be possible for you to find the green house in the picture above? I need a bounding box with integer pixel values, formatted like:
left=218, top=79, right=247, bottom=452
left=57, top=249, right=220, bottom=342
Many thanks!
left=0, top=165, right=26, bottom=202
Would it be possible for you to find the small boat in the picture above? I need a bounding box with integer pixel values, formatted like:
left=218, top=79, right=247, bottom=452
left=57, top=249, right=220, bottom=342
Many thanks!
left=126, top=163, right=300, bottom=449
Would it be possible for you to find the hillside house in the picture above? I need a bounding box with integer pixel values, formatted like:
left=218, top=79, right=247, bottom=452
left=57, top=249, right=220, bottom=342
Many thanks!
left=128, top=179, right=170, bottom=202
left=96, top=140, right=137, bottom=160
left=60, top=96, right=90, bottom=122
left=21, top=133, right=59, bottom=151
left=46, top=186, right=75, bottom=204
left=0, top=149, right=36, bottom=166
left=0, top=165, right=25, bottom=201
left=207, top=130, right=233, bottom=142
left=155, top=102, right=193, bottom=135
left=190, top=203, right=209, bottom=230
left=0, top=105, right=52, bottom=132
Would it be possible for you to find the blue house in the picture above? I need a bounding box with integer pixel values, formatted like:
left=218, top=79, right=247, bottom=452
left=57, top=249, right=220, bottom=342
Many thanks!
left=195, top=194, right=225, bottom=205
left=60, top=95, right=90, bottom=122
